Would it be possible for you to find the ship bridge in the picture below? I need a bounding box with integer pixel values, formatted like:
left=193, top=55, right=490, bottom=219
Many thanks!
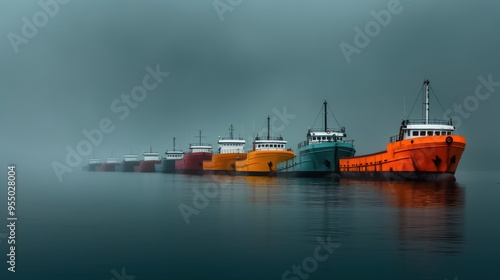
left=164, top=137, right=184, bottom=159
left=253, top=135, right=287, bottom=151
left=216, top=124, right=246, bottom=154
left=391, top=119, right=455, bottom=142
left=299, top=128, right=351, bottom=148
left=390, top=80, right=456, bottom=143
left=143, top=152, right=159, bottom=161
left=190, top=144, right=212, bottom=153
left=189, top=130, right=212, bottom=153
left=165, top=150, right=184, bottom=160
left=123, top=154, right=138, bottom=161
left=218, top=137, right=245, bottom=154
left=106, top=157, right=119, bottom=164
left=89, top=158, right=101, bottom=164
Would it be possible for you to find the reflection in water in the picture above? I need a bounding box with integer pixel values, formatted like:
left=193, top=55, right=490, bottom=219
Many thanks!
left=344, top=180, right=464, bottom=208
left=243, top=177, right=464, bottom=256
left=244, top=175, right=279, bottom=187
left=244, top=176, right=279, bottom=204
left=343, top=179, right=465, bottom=255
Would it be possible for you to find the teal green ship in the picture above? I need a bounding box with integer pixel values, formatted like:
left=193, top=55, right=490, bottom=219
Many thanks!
left=277, top=101, right=355, bottom=177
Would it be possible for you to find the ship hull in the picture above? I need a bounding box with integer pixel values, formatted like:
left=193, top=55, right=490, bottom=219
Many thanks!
left=278, top=171, right=342, bottom=179
left=203, top=153, right=247, bottom=174
left=87, top=163, right=101, bottom=171
left=159, top=159, right=177, bottom=173
left=122, top=161, right=140, bottom=172
left=339, top=135, right=466, bottom=182
left=235, top=150, right=294, bottom=176
left=176, top=152, right=212, bottom=174
left=139, top=160, right=159, bottom=173
left=340, top=171, right=457, bottom=182
left=277, top=142, right=355, bottom=177
left=96, top=163, right=117, bottom=172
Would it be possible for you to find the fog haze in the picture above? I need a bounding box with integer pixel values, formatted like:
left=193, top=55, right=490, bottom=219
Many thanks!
left=1, top=0, right=499, bottom=177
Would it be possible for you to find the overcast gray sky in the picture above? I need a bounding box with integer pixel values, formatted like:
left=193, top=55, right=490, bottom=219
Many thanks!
left=1, top=0, right=499, bottom=176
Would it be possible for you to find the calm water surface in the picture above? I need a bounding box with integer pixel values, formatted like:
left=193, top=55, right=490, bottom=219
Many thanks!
left=1, top=169, right=499, bottom=279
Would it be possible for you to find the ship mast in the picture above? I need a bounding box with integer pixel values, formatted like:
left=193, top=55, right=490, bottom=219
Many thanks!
left=173, top=137, right=176, bottom=151
left=229, top=124, right=234, bottom=139
left=424, top=79, right=430, bottom=124
left=267, top=116, right=270, bottom=140
left=198, top=130, right=202, bottom=145
left=324, top=100, right=328, bottom=132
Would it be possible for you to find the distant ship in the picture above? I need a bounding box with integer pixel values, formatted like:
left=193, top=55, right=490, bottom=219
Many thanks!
left=83, top=158, right=102, bottom=171
left=87, top=158, right=101, bottom=171
left=121, top=154, right=140, bottom=172
left=339, top=80, right=466, bottom=182
left=203, top=124, right=247, bottom=175
left=97, top=157, right=119, bottom=172
left=138, top=146, right=160, bottom=172
left=159, top=137, right=184, bottom=173
left=235, top=116, right=294, bottom=176
left=277, top=100, right=355, bottom=177
left=175, top=130, right=212, bottom=174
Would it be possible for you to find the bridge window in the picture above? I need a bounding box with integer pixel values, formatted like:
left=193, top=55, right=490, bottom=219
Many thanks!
left=407, top=130, right=410, bottom=136
left=420, top=131, right=426, bottom=136
left=427, top=131, right=433, bottom=136
left=447, top=132, right=451, bottom=135
left=435, top=131, right=440, bottom=136
left=412, top=131, right=418, bottom=136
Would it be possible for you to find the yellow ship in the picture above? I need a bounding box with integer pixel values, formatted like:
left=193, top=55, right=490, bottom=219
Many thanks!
left=203, top=124, right=247, bottom=174
left=235, top=116, right=294, bottom=176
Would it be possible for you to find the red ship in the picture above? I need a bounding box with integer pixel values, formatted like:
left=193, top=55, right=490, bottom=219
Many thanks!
left=96, top=157, right=119, bottom=172
left=137, top=145, right=160, bottom=172
left=175, top=130, right=212, bottom=174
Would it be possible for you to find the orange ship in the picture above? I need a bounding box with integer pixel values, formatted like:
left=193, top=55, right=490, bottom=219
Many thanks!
left=235, top=116, right=294, bottom=176
left=339, top=80, right=466, bottom=182
left=203, top=124, right=247, bottom=175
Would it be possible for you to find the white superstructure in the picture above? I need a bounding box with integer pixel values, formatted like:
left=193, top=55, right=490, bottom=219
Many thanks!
left=391, top=80, right=456, bottom=142
left=106, top=157, right=119, bottom=164
left=252, top=117, right=288, bottom=151
left=89, top=158, right=101, bottom=164
left=190, top=130, right=212, bottom=153
left=164, top=137, right=184, bottom=160
left=217, top=124, right=245, bottom=154
left=143, top=152, right=159, bottom=161
left=123, top=154, right=139, bottom=162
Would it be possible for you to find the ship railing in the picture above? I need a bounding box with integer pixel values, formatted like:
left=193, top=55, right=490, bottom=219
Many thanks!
left=403, top=119, right=453, bottom=126
left=254, top=136, right=284, bottom=141
left=219, top=136, right=244, bottom=140
left=298, top=139, right=354, bottom=148
left=308, top=127, right=344, bottom=133
left=298, top=140, right=308, bottom=148
left=389, top=135, right=400, bottom=143
left=190, top=143, right=212, bottom=147
left=216, top=149, right=246, bottom=154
